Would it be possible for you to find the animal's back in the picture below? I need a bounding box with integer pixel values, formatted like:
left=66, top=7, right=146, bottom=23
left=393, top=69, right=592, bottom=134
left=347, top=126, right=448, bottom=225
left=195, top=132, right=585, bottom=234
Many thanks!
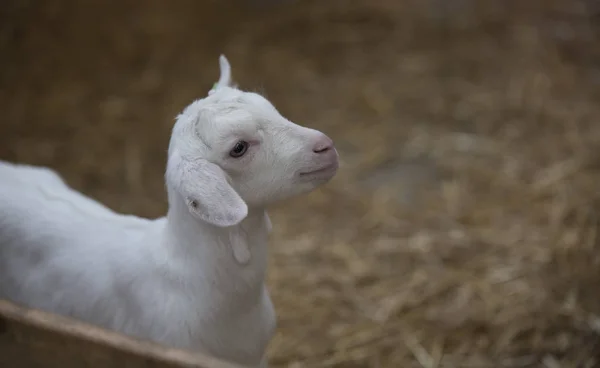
left=0, top=161, right=154, bottom=323
left=0, top=160, right=118, bottom=215
left=0, top=161, right=135, bottom=242
left=0, top=160, right=66, bottom=188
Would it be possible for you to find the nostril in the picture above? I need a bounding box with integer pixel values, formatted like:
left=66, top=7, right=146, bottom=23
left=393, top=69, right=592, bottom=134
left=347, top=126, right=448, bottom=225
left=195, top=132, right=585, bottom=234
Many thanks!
left=312, top=135, right=334, bottom=154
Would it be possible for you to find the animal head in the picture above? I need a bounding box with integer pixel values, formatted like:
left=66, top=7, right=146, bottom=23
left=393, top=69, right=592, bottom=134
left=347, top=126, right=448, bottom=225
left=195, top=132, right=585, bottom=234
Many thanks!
left=166, top=55, right=339, bottom=227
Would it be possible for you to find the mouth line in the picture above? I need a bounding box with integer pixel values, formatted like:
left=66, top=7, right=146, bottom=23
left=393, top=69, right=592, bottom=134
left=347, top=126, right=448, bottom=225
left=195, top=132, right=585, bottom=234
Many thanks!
left=299, top=163, right=338, bottom=176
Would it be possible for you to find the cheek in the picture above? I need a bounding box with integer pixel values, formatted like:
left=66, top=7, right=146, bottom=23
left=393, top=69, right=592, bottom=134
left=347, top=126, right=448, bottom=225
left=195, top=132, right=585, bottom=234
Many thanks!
left=233, top=141, right=308, bottom=184
left=268, top=138, right=309, bottom=165
left=242, top=156, right=283, bottom=186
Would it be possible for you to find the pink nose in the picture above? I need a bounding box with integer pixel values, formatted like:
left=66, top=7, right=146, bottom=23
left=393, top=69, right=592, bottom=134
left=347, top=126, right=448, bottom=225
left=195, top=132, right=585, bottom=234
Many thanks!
left=312, top=134, right=334, bottom=154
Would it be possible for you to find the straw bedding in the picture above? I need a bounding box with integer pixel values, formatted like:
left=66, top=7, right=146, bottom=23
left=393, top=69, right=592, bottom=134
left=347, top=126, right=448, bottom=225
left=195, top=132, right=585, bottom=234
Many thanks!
left=1, top=0, right=599, bottom=366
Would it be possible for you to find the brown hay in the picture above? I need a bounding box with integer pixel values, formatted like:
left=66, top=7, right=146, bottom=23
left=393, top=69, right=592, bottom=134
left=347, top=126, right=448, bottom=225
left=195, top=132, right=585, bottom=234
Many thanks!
left=1, top=0, right=600, bottom=366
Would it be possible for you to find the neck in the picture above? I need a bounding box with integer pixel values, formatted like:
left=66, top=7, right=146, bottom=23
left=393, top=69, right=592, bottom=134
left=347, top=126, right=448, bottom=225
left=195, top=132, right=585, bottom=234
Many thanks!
left=160, top=189, right=270, bottom=310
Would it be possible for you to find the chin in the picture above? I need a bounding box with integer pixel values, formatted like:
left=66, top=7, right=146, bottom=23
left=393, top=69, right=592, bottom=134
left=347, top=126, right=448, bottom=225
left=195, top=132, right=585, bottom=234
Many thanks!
left=248, top=165, right=338, bottom=206
left=294, top=170, right=337, bottom=193
left=297, top=162, right=338, bottom=185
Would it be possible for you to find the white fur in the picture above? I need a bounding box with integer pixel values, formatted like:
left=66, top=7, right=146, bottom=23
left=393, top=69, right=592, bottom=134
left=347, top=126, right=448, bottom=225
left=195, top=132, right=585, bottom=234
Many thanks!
left=0, top=55, right=339, bottom=368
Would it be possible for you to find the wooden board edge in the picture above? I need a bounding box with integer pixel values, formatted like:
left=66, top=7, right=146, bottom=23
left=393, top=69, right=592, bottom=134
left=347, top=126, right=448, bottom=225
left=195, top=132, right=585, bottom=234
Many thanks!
left=0, top=299, right=249, bottom=368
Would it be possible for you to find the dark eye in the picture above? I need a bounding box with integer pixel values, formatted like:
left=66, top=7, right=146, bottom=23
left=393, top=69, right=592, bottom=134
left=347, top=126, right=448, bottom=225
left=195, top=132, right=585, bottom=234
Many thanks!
left=229, top=141, right=249, bottom=158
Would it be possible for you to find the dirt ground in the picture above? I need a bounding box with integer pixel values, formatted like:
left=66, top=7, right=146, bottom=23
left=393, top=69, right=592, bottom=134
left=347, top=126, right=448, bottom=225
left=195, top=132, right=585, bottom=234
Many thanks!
left=2, top=0, right=600, bottom=367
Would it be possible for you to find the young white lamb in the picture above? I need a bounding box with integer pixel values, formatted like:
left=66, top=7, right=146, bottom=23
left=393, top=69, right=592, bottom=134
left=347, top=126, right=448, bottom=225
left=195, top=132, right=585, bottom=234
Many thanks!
left=0, top=55, right=339, bottom=368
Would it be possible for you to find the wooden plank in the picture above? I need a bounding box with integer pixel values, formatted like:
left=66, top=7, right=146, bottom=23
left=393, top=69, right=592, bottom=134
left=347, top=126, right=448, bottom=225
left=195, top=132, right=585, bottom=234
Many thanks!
left=0, top=299, right=248, bottom=368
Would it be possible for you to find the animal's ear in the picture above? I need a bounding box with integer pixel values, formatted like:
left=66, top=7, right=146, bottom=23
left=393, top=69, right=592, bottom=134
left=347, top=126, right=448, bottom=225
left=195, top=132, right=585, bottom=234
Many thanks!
left=208, top=55, right=234, bottom=95
left=166, top=151, right=248, bottom=227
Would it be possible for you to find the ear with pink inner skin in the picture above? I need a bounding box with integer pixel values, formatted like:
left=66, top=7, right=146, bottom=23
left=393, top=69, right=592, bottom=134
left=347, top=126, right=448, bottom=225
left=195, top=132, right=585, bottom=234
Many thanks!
left=166, top=150, right=248, bottom=227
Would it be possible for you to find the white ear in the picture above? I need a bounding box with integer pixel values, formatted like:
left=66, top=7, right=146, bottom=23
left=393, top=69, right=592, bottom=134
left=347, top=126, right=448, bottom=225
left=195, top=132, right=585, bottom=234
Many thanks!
left=166, top=151, right=248, bottom=227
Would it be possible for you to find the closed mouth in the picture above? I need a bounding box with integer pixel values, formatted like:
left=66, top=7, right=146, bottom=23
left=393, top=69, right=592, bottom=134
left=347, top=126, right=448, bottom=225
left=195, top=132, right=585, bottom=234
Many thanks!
left=299, top=162, right=338, bottom=176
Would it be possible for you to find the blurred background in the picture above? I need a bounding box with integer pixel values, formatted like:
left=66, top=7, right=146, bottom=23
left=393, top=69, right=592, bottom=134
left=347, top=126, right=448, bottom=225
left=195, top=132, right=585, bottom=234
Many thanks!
left=1, top=0, right=600, bottom=366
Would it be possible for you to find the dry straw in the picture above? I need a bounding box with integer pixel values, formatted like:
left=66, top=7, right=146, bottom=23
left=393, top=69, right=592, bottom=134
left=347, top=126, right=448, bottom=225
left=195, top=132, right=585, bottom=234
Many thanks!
left=1, top=0, right=599, bottom=366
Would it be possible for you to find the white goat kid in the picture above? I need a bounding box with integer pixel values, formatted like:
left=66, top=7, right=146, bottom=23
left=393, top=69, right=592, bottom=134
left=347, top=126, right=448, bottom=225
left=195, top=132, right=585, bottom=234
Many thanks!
left=0, top=55, right=339, bottom=368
